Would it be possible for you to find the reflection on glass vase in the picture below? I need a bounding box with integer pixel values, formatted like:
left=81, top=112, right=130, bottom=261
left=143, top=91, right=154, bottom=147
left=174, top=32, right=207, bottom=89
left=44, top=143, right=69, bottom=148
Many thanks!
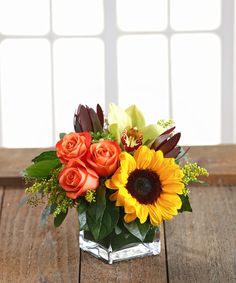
left=79, top=227, right=161, bottom=264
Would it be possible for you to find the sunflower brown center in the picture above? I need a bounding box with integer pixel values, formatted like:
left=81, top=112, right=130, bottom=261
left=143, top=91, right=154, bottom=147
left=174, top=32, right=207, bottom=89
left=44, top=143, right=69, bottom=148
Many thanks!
left=126, top=169, right=162, bottom=204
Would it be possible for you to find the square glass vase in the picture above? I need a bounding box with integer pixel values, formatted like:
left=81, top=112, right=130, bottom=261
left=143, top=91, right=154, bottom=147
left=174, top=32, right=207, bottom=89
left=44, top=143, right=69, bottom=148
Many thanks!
left=79, top=230, right=161, bottom=264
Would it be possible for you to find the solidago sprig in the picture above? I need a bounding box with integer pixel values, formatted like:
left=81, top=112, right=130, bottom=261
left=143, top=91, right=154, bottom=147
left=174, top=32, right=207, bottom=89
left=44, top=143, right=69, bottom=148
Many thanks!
left=25, top=168, right=76, bottom=217
left=182, top=162, right=209, bottom=187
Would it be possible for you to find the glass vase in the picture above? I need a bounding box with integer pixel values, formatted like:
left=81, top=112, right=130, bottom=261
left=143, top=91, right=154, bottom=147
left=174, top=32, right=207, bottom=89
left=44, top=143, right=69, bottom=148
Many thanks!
left=79, top=229, right=161, bottom=264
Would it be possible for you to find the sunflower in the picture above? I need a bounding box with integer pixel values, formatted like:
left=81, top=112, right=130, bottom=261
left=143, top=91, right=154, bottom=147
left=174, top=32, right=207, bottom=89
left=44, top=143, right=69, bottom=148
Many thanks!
left=105, top=146, right=184, bottom=226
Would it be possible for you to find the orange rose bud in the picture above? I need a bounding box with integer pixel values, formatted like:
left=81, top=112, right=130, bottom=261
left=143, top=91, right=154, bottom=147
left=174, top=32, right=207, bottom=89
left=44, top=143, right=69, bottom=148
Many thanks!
left=59, top=159, right=99, bottom=199
left=56, top=132, right=91, bottom=164
left=87, top=140, right=121, bottom=177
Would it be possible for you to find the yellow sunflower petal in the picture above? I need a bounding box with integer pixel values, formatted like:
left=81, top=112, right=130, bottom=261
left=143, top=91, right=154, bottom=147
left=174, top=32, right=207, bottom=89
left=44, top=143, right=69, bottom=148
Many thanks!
left=105, top=179, right=117, bottom=190
left=124, top=212, right=137, bottom=223
left=136, top=203, right=149, bottom=224
left=148, top=150, right=163, bottom=171
left=162, top=183, right=184, bottom=194
left=134, top=146, right=153, bottom=169
left=115, top=192, right=125, bottom=206
left=159, top=193, right=182, bottom=209
left=109, top=191, right=118, bottom=201
left=124, top=194, right=137, bottom=207
left=148, top=204, right=162, bottom=226
left=124, top=204, right=136, bottom=214
left=105, top=168, right=128, bottom=190
left=160, top=167, right=184, bottom=183
left=120, top=152, right=136, bottom=173
left=157, top=198, right=178, bottom=215
left=158, top=205, right=174, bottom=220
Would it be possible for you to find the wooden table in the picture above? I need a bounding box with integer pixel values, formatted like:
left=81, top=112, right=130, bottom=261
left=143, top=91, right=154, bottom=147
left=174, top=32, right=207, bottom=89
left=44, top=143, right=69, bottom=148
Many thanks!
left=0, top=146, right=236, bottom=283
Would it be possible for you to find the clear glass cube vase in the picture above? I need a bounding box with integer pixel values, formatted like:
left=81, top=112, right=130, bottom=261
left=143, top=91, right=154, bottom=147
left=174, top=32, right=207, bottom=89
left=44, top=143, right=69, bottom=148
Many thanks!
left=79, top=228, right=161, bottom=264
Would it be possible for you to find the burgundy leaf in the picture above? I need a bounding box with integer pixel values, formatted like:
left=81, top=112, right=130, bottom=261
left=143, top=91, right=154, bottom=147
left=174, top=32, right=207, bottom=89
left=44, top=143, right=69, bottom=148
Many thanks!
left=88, top=108, right=103, bottom=133
left=160, top=126, right=176, bottom=136
left=73, top=112, right=82, bottom=132
left=152, top=133, right=172, bottom=150
left=158, top=133, right=181, bottom=155
left=96, top=104, right=104, bottom=128
left=165, top=146, right=181, bottom=158
left=79, top=105, right=93, bottom=132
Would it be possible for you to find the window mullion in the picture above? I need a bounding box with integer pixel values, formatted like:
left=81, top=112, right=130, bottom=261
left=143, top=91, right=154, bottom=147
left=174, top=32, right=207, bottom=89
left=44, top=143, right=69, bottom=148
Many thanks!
left=220, top=0, right=234, bottom=143
left=0, top=35, right=3, bottom=147
left=103, top=0, right=118, bottom=113
left=49, top=0, right=56, bottom=145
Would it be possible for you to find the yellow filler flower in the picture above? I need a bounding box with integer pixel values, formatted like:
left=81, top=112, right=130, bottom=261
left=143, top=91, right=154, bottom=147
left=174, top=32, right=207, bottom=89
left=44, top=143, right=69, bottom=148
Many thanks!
left=105, top=146, right=184, bottom=226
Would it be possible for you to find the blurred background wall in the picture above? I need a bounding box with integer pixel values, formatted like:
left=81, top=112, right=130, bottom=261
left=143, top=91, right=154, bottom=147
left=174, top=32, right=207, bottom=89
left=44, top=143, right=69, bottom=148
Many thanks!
left=0, top=0, right=234, bottom=147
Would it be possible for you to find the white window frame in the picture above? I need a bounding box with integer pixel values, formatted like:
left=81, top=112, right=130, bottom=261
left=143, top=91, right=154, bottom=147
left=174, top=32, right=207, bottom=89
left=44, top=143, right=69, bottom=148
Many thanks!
left=0, top=0, right=234, bottom=146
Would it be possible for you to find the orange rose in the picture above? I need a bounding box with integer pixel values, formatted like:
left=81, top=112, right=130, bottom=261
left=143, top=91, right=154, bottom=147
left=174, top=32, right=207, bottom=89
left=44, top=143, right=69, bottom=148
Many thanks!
left=59, top=159, right=99, bottom=199
left=56, top=132, right=91, bottom=164
left=87, top=140, right=121, bottom=177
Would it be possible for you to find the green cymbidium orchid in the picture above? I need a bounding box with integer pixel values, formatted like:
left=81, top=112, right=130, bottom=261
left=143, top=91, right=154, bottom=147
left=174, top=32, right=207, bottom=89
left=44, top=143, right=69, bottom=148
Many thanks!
left=108, top=103, right=165, bottom=147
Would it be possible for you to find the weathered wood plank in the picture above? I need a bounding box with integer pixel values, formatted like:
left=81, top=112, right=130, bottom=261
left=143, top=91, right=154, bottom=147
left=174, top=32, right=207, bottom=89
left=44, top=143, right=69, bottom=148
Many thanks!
left=0, top=187, right=4, bottom=223
left=80, top=225, right=167, bottom=283
left=1, top=145, right=236, bottom=186
left=0, top=148, right=50, bottom=186
left=165, top=186, right=236, bottom=283
left=0, top=187, right=80, bottom=283
left=188, top=145, right=236, bottom=185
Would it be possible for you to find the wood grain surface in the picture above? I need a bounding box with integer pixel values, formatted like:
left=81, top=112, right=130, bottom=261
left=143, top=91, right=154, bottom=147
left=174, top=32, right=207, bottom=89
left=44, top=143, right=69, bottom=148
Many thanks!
left=1, top=146, right=236, bottom=282
left=1, top=145, right=236, bottom=186
left=0, top=187, right=80, bottom=283
left=0, top=187, right=4, bottom=225
left=80, top=225, right=167, bottom=283
left=188, top=145, right=236, bottom=185
left=165, top=186, right=236, bottom=283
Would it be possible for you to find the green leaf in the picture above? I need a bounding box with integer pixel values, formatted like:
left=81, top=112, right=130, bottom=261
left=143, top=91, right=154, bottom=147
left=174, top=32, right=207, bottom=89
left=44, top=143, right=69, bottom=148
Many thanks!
left=179, top=194, right=192, bottom=212
left=78, top=199, right=88, bottom=231
left=32, top=151, right=58, bottom=163
left=123, top=219, right=152, bottom=242
left=59, top=133, right=66, bottom=139
left=86, top=186, right=119, bottom=240
left=25, top=159, right=61, bottom=178
left=110, top=230, right=141, bottom=251
left=54, top=209, right=68, bottom=227
left=144, top=226, right=158, bottom=242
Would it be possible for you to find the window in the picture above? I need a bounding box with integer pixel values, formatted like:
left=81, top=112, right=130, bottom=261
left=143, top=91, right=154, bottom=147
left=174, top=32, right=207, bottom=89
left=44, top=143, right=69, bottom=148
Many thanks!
left=0, top=0, right=234, bottom=147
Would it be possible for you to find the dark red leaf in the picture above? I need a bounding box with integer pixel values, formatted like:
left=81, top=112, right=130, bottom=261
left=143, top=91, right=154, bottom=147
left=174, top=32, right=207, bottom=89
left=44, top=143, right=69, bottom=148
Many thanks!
left=165, top=146, right=181, bottom=158
left=152, top=133, right=172, bottom=150
left=88, top=108, right=103, bottom=133
left=96, top=104, right=104, bottom=128
left=73, top=113, right=82, bottom=132
left=158, top=133, right=181, bottom=155
left=160, top=126, right=176, bottom=136
left=79, top=105, right=93, bottom=132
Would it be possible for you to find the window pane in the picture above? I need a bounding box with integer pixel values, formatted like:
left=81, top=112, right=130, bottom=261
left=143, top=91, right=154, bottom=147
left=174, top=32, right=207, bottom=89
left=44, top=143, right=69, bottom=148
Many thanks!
left=52, top=0, right=104, bottom=35
left=171, top=34, right=221, bottom=145
left=170, top=0, right=221, bottom=31
left=53, top=39, right=105, bottom=136
left=117, top=0, right=167, bottom=32
left=0, top=39, right=52, bottom=147
left=118, top=35, right=169, bottom=123
left=0, top=0, right=49, bottom=35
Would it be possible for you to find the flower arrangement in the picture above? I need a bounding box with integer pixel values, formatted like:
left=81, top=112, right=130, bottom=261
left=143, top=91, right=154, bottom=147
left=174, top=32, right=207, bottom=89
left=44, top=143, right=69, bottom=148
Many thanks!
left=24, top=103, right=208, bottom=263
